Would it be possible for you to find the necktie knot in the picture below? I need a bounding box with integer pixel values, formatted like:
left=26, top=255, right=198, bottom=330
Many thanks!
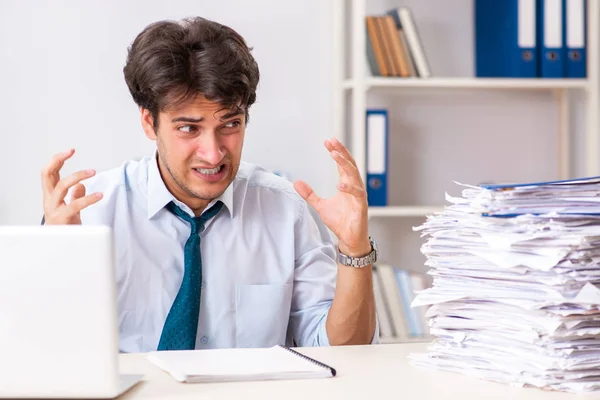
left=166, top=201, right=224, bottom=234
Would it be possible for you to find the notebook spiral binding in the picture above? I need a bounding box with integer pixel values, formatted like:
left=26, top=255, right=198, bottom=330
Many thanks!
left=277, top=345, right=337, bottom=377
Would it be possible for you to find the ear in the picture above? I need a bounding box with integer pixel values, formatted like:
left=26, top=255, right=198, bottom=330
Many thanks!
left=141, top=108, right=158, bottom=141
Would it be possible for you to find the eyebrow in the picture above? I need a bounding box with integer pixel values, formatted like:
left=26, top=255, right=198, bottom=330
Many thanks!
left=171, top=113, right=244, bottom=124
left=171, top=116, right=204, bottom=123
left=221, top=110, right=245, bottom=119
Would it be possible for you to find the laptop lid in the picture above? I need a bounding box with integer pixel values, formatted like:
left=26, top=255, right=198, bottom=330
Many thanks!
left=0, top=225, right=121, bottom=398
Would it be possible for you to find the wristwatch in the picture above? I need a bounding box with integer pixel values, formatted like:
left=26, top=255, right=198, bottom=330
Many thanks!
left=337, top=237, right=378, bottom=268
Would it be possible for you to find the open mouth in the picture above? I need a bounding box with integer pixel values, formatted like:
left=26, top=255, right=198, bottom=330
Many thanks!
left=194, top=165, right=223, bottom=175
left=192, top=164, right=227, bottom=183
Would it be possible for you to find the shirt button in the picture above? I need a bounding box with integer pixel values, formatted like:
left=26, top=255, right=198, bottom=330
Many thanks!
left=200, top=336, right=209, bottom=344
left=201, top=282, right=206, bottom=289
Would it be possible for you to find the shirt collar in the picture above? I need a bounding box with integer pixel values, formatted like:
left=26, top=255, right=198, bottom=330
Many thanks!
left=146, top=151, right=235, bottom=219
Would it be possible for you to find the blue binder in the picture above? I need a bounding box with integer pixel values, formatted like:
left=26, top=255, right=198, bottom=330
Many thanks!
left=366, top=109, right=388, bottom=206
left=564, top=0, right=587, bottom=78
left=539, top=0, right=565, bottom=77
left=394, top=268, right=423, bottom=337
left=475, top=0, right=538, bottom=78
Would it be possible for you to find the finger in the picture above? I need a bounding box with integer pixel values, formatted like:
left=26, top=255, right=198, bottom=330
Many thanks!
left=41, top=149, right=75, bottom=195
left=61, top=192, right=103, bottom=217
left=331, top=151, right=362, bottom=186
left=325, top=139, right=354, bottom=179
left=293, top=180, right=322, bottom=210
left=324, top=139, right=335, bottom=153
left=51, top=169, right=96, bottom=209
left=70, top=183, right=86, bottom=203
left=330, top=137, right=358, bottom=169
left=338, top=182, right=367, bottom=199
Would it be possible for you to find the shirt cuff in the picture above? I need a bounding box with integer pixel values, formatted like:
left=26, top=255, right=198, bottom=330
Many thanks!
left=315, top=311, right=381, bottom=346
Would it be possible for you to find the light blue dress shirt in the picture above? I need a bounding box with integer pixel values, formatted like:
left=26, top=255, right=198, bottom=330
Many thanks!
left=79, top=153, right=377, bottom=353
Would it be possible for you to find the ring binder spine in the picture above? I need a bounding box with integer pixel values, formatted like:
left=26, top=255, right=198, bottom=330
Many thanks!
left=276, top=345, right=337, bottom=377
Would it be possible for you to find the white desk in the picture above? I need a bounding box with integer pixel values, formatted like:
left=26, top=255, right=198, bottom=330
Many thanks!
left=118, top=343, right=589, bottom=399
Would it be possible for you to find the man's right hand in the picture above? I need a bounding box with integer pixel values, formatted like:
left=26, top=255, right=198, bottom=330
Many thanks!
left=41, top=149, right=103, bottom=225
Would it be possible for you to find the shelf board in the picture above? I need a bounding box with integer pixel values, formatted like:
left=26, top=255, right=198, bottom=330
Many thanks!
left=343, top=77, right=590, bottom=90
left=368, top=206, right=443, bottom=217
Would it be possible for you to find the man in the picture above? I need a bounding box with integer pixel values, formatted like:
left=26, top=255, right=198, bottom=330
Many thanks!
left=41, top=17, right=378, bottom=353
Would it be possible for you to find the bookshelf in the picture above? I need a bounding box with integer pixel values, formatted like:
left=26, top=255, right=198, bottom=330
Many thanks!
left=332, top=0, right=600, bottom=343
left=333, top=0, right=600, bottom=195
left=344, top=77, right=590, bottom=90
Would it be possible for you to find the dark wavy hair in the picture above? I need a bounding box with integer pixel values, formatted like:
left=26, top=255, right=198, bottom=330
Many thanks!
left=123, top=17, right=260, bottom=129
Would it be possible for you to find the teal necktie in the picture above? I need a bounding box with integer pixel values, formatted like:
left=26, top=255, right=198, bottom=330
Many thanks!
left=157, top=200, right=223, bottom=351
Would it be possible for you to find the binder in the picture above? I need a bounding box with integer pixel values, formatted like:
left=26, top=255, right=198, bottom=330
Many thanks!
left=375, top=16, right=399, bottom=76
left=365, top=16, right=389, bottom=77
left=475, top=0, right=538, bottom=78
left=372, top=266, right=395, bottom=339
left=539, top=0, right=565, bottom=77
left=382, top=15, right=412, bottom=77
left=376, top=264, right=408, bottom=338
left=394, top=268, right=423, bottom=337
left=387, top=7, right=432, bottom=78
left=365, top=18, right=379, bottom=77
left=384, top=10, right=418, bottom=77
left=366, top=109, right=388, bottom=207
left=564, top=0, right=587, bottom=78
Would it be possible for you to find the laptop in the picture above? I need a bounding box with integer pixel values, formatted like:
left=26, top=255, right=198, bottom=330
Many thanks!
left=0, top=225, right=143, bottom=398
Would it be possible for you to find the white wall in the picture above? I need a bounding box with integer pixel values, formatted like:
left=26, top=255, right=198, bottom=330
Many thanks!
left=0, top=0, right=338, bottom=224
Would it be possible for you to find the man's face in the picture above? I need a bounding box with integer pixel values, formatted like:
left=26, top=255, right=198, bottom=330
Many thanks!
left=142, top=95, right=245, bottom=213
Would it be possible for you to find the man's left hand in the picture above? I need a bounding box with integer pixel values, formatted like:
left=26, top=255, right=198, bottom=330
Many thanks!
left=294, top=137, right=371, bottom=258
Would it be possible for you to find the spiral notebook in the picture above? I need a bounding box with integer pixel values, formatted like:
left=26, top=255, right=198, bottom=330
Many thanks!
left=146, top=345, right=337, bottom=383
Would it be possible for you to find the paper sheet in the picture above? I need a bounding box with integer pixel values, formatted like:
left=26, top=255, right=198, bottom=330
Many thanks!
left=410, top=177, right=600, bottom=393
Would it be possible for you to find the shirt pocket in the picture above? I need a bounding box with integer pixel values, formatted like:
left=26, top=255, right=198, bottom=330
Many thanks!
left=235, top=283, right=293, bottom=348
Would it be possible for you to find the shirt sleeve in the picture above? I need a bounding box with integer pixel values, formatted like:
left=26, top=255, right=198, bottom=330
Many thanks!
left=289, top=200, right=380, bottom=346
left=313, top=309, right=381, bottom=346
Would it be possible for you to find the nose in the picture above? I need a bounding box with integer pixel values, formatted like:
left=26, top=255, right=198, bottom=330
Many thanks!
left=196, top=130, right=225, bottom=166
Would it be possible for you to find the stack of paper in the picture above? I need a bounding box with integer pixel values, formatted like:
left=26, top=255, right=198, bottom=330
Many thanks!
left=410, top=177, right=600, bottom=393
